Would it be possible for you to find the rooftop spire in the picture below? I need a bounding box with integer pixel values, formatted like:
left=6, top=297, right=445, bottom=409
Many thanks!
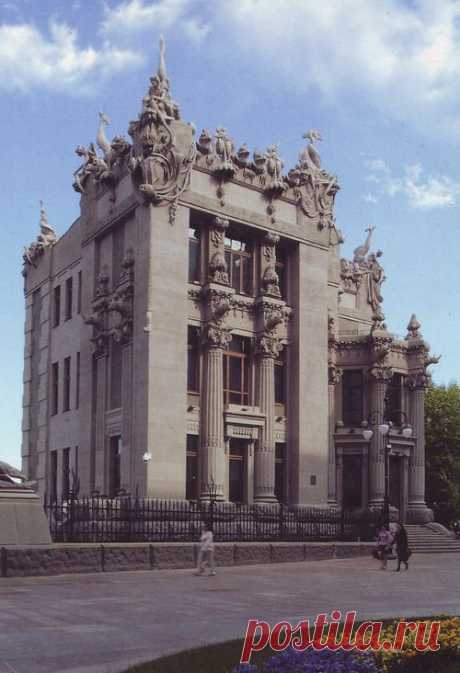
left=158, top=34, right=167, bottom=81
left=38, top=200, right=56, bottom=241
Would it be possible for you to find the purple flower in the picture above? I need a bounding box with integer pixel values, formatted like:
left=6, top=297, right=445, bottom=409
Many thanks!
left=233, top=648, right=381, bottom=673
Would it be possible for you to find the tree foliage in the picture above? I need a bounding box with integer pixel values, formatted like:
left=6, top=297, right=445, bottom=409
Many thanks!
left=425, top=383, right=460, bottom=524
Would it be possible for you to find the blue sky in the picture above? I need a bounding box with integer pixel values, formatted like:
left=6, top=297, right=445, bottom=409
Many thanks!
left=1, top=0, right=460, bottom=468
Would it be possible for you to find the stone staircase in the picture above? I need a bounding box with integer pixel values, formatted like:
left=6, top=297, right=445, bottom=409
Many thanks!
left=405, top=524, right=460, bottom=553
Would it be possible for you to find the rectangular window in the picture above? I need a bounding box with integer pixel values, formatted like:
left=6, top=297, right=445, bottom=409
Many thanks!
left=77, top=270, right=82, bottom=314
left=223, top=336, right=251, bottom=406
left=109, top=435, right=121, bottom=497
left=65, top=277, right=73, bottom=321
left=50, top=450, right=58, bottom=502
left=342, top=369, right=363, bottom=427
left=110, top=340, right=123, bottom=409
left=51, top=362, right=59, bottom=415
left=229, top=438, right=245, bottom=503
left=76, top=352, right=80, bottom=409
left=186, top=434, right=199, bottom=500
left=62, top=448, right=70, bottom=500
left=187, top=326, right=200, bottom=393
left=63, top=356, right=71, bottom=412
left=188, top=227, right=200, bottom=283
left=275, top=350, right=286, bottom=405
left=53, top=286, right=61, bottom=327
left=275, top=442, right=287, bottom=503
left=224, top=233, right=253, bottom=295
left=385, top=373, right=403, bottom=424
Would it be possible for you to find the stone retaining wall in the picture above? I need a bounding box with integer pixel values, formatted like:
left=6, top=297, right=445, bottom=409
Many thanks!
left=0, top=542, right=374, bottom=578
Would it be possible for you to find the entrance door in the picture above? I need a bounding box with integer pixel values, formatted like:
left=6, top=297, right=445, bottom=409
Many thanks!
left=229, top=438, right=245, bottom=503
left=342, top=454, right=362, bottom=509
left=389, top=454, right=402, bottom=513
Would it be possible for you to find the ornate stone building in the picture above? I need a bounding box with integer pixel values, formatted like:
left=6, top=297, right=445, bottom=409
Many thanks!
left=21, top=40, right=437, bottom=522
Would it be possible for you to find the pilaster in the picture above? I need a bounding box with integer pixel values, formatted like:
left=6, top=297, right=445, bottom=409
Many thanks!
left=367, top=366, right=392, bottom=508
left=406, top=373, right=433, bottom=523
left=328, top=363, right=342, bottom=504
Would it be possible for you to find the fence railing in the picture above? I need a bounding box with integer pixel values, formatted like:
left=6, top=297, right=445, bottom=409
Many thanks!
left=44, top=493, right=382, bottom=544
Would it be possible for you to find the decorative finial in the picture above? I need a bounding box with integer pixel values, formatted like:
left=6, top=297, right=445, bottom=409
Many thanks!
left=158, top=34, right=167, bottom=80
left=38, top=200, right=57, bottom=240
left=406, top=314, right=421, bottom=339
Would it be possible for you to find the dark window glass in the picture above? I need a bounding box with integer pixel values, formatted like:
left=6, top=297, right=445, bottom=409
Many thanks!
left=187, top=326, right=200, bottom=393
left=63, top=356, right=71, bottom=412
left=109, top=436, right=121, bottom=497
left=186, top=435, right=199, bottom=500
left=110, top=341, right=123, bottom=409
left=77, top=271, right=82, bottom=314
left=188, top=227, right=200, bottom=282
left=62, top=448, right=70, bottom=500
left=229, top=438, right=245, bottom=503
left=275, top=350, right=286, bottom=404
left=275, top=442, right=286, bottom=503
left=342, top=370, right=363, bottom=427
left=224, top=234, right=253, bottom=295
left=53, top=286, right=61, bottom=327
left=50, top=450, right=58, bottom=502
left=76, top=352, right=80, bottom=409
left=51, top=362, right=59, bottom=415
left=385, top=373, right=403, bottom=424
left=223, top=336, right=251, bottom=405
left=65, top=277, right=73, bottom=321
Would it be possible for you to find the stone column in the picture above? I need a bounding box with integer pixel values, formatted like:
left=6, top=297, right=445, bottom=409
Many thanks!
left=327, top=364, right=342, bottom=504
left=368, top=367, right=392, bottom=508
left=254, top=335, right=282, bottom=502
left=93, top=352, right=108, bottom=493
left=260, top=232, right=281, bottom=297
left=406, top=374, right=433, bottom=522
left=200, top=323, right=231, bottom=500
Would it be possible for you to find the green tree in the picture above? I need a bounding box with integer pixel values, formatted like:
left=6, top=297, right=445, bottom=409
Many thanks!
left=425, top=383, right=460, bottom=525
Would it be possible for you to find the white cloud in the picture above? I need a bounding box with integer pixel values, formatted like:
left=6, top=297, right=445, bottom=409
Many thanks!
left=101, top=0, right=210, bottom=44
left=364, top=158, right=460, bottom=209
left=101, top=0, right=186, bottom=38
left=362, top=193, right=378, bottom=204
left=0, top=18, right=141, bottom=94
left=216, top=0, right=460, bottom=136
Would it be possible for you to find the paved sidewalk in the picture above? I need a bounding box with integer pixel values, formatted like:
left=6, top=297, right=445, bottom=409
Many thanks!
left=0, top=553, right=458, bottom=673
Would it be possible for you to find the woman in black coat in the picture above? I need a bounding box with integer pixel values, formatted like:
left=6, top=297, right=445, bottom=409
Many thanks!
left=394, top=523, right=410, bottom=571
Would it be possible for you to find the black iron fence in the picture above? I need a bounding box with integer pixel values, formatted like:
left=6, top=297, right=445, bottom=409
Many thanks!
left=44, top=493, right=382, bottom=544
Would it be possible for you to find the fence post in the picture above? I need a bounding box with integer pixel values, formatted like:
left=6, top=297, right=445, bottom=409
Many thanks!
left=340, top=508, right=345, bottom=541
left=68, top=490, right=75, bottom=542
left=1, top=548, right=7, bottom=578
left=100, top=545, right=105, bottom=572
left=279, top=502, right=284, bottom=541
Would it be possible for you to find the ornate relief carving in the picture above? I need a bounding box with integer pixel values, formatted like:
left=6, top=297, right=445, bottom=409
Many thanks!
left=339, top=258, right=364, bottom=292
left=286, top=131, right=339, bottom=231
left=208, top=216, right=229, bottom=285
left=128, top=37, right=196, bottom=214
left=23, top=201, right=57, bottom=271
left=261, top=231, right=281, bottom=297
left=202, top=323, right=232, bottom=349
left=328, top=361, right=343, bottom=385
left=84, top=266, right=110, bottom=357
left=368, top=365, right=393, bottom=382
left=73, top=113, right=130, bottom=197
left=108, top=248, right=135, bottom=344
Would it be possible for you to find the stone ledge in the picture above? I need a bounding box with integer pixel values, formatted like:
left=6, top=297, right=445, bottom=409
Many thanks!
left=0, top=542, right=375, bottom=578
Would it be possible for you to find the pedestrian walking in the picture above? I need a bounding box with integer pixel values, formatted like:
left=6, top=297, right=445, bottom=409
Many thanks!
left=375, top=524, right=393, bottom=570
left=195, top=522, right=216, bottom=576
left=394, top=522, right=411, bottom=571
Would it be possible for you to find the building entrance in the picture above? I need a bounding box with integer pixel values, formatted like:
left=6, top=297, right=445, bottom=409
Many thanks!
left=229, top=438, right=246, bottom=503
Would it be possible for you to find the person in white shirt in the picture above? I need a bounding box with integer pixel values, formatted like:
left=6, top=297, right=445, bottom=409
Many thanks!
left=195, top=523, right=216, bottom=576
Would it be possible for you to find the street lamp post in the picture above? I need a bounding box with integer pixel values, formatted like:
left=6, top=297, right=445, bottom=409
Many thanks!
left=361, top=410, right=412, bottom=525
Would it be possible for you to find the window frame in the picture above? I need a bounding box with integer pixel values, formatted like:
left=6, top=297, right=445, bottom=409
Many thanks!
left=51, top=362, right=59, bottom=416
left=342, top=369, right=364, bottom=427
left=63, top=356, right=71, bottom=412
left=188, top=226, right=201, bottom=283
left=187, top=326, right=200, bottom=394
left=224, top=233, right=253, bottom=295
left=223, top=336, right=251, bottom=406
left=53, top=286, right=61, bottom=327
left=65, top=277, right=73, bottom=321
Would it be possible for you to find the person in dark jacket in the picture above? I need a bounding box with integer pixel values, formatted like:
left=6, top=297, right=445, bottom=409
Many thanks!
left=394, top=522, right=410, bottom=571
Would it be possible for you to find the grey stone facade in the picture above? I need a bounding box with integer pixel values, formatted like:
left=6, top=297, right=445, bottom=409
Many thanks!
left=21, top=42, right=437, bottom=523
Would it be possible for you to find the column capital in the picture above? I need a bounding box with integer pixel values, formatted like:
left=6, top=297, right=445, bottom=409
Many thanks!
left=255, top=334, right=284, bottom=359
left=406, top=372, right=429, bottom=391
left=368, top=365, right=393, bottom=383
left=202, top=323, right=232, bottom=349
